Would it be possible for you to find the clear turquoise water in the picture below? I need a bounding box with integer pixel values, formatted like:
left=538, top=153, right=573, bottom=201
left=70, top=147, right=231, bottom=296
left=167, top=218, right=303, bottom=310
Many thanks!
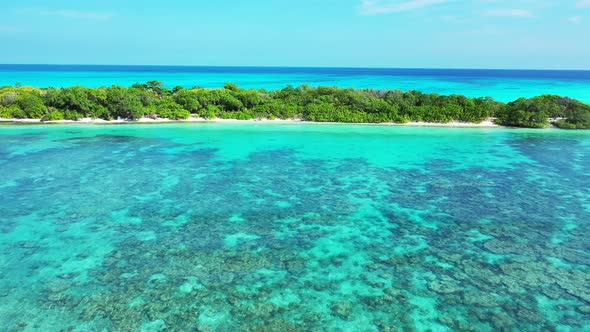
left=0, top=123, right=589, bottom=331
left=2, top=65, right=590, bottom=102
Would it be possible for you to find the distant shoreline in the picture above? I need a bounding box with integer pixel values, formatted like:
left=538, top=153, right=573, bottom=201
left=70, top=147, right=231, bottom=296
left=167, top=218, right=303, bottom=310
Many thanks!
left=0, top=116, right=501, bottom=128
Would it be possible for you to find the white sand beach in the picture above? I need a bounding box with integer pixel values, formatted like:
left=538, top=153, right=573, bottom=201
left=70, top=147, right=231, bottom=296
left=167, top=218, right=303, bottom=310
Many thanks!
left=0, top=117, right=501, bottom=128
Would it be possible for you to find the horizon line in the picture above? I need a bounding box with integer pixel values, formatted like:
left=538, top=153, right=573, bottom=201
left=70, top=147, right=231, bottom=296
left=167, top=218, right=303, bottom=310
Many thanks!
left=1, top=64, right=590, bottom=72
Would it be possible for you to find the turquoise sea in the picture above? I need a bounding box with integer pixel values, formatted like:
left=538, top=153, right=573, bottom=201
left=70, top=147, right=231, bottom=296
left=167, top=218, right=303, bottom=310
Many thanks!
left=2, top=65, right=590, bottom=102
left=0, top=123, right=589, bottom=331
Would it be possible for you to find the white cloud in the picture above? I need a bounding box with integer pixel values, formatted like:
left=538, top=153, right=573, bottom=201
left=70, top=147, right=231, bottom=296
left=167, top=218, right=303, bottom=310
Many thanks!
left=40, top=10, right=114, bottom=20
left=486, top=9, right=535, bottom=17
left=359, top=0, right=453, bottom=15
left=568, top=16, right=582, bottom=23
left=577, top=0, right=590, bottom=8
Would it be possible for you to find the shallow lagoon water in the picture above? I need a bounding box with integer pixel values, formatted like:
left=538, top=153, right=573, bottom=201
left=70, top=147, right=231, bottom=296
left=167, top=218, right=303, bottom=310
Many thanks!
left=0, top=123, right=589, bottom=331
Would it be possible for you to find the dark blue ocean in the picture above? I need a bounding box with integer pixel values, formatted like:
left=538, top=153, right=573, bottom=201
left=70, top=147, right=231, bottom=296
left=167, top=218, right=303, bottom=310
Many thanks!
left=1, top=65, right=590, bottom=102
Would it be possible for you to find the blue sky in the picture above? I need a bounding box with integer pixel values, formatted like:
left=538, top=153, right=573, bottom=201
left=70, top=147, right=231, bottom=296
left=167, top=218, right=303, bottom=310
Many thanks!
left=1, top=0, right=589, bottom=69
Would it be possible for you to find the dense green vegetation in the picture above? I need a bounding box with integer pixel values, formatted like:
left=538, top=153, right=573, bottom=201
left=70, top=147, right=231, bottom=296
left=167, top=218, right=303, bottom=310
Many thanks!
left=495, top=95, right=590, bottom=129
left=1, top=82, right=589, bottom=129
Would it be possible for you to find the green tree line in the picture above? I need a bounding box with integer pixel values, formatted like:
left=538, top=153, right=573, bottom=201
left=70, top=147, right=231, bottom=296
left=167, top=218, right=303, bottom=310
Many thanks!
left=1, top=81, right=589, bottom=129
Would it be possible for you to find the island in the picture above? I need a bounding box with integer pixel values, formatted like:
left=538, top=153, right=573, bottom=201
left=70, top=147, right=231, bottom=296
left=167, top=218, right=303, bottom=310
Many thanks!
left=1, top=81, right=589, bottom=129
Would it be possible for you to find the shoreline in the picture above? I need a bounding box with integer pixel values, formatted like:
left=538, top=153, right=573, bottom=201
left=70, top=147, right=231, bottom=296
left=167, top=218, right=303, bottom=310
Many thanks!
left=2, top=84, right=588, bottom=129
left=0, top=117, right=501, bottom=128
